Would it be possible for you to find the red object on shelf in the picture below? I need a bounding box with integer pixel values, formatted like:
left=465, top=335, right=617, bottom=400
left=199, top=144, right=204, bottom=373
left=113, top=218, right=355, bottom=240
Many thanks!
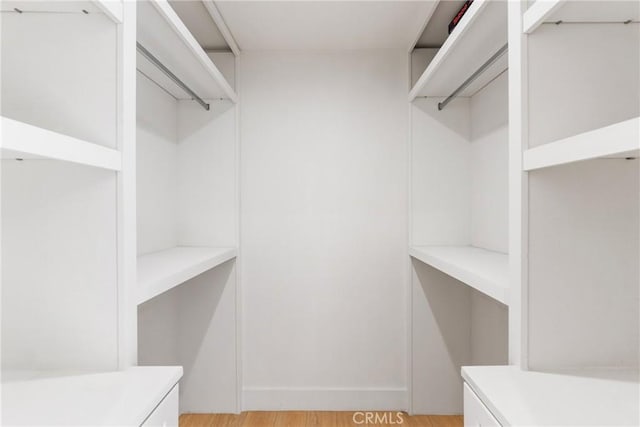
left=448, top=0, right=474, bottom=34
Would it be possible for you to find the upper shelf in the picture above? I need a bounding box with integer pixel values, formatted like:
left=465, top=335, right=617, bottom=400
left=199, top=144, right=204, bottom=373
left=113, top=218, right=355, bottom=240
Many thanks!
left=1, top=116, right=122, bottom=171
left=409, top=0, right=507, bottom=101
left=0, top=1, right=122, bottom=23
left=524, top=0, right=640, bottom=34
left=2, top=367, right=182, bottom=426
left=410, top=245, right=509, bottom=305
left=462, top=365, right=640, bottom=426
left=138, top=246, right=237, bottom=304
left=523, top=117, right=640, bottom=171
left=137, top=0, right=237, bottom=103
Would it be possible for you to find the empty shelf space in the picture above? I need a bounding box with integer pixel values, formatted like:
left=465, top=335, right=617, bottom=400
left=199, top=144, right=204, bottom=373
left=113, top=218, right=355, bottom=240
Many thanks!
left=462, top=365, right=640, bottom=426
left=524, top=0, right=640, bottom=34
left=410, top=245, right=508, bottom=304
left=1, top=116, right=121, bottom=171
left=137, top=246, right=237, bottom=304
left=0, top=0, right=122, bottom=23
left=523, top=117, right=640, bottom=171
left=137, top=0, right=237, bottom=103
left=409, top=0, right=507, bottom=100
left=1, top=366, right=182, bottom=426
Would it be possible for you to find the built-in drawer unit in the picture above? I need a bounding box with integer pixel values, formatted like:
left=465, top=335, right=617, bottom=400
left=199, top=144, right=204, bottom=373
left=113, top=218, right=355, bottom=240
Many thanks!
left=142, top=385, right=179, bottom=427
left=464, top=383, right=501, bottom=427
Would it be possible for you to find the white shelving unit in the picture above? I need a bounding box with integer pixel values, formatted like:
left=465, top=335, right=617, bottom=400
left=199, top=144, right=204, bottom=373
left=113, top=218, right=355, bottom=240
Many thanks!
left=410, top=246, right=508, bottom=305
left=523, top=0, right=640, bottom=34
left=409, top=1, right=510, bottom=413
left=0, top=2, right=179, bottom=425
left=1, top=117, right=122, bottom=171
left=409, top=0, right=507, bottom=100
left=138, top=246, right=237, bottom=304
left=463, top=365, right=639, bottom=426
left=2, top=367, right=182, bottom=426
left=462, top=2, right=640, bottom=425
left=135, top=0, right=239, bottom=413
left=2, top=0, right=126, bottom=374
left=137, top=0, right=236, bottom=102
left=523, top=116, right=640, bottom=171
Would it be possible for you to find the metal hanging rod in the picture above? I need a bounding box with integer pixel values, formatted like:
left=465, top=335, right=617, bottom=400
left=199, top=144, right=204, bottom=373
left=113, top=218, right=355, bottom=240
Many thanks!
left=136, top=42, right=210, bottom=111
left=438, top=43, right=508, bottom=111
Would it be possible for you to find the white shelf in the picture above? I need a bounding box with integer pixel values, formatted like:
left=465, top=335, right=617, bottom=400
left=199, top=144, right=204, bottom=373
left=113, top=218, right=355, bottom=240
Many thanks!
left=1, top=116, right=122, bottom=171
left=409, top=0, right=507, bottom=101
left=410, top=245, right=508, bottom=305
left=0, top=1, right=122, bottom=23
left=138, top=246, right=237, bottom=304
left=2, top=366, right=182, bottom=426
left=137, top=0, right=237, bottom=103
left=524, top=0, right=640, bottom=34
left=462, top=365, right=640, bottom=426
left=523, top=117, right=640, bottom=171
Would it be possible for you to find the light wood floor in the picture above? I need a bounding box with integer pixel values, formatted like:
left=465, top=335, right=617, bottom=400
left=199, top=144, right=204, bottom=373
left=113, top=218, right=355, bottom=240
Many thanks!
left=180, top=412, right=463, bottom=427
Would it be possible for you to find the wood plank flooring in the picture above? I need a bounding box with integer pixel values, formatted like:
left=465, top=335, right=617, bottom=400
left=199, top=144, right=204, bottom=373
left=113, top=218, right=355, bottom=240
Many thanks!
left=180, top=412, right=463, bottom=427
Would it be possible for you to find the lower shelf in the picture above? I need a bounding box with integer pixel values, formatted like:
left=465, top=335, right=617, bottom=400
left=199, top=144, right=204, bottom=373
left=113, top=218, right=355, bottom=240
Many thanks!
left=410, top=245, right=509, bottom=305
left=1, top=366, right=182, bottom=426
left=137, top=246, right=237, bottom=305
left=462, top=365, right=640, bottom=426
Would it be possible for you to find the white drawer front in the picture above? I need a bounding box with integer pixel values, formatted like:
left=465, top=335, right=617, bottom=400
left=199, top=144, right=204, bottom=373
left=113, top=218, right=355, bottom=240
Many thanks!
left=142, top=384, right=179, bottom=427
left=464, top=383, right=501, bottom=427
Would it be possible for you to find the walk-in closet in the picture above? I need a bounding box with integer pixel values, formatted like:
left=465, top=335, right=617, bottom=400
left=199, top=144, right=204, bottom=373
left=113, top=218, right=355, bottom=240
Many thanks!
left=1, top=1, right=638, bottom=426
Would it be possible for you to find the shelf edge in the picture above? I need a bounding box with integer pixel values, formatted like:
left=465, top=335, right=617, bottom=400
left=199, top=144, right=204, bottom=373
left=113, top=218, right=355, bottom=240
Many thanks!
left=149, top=0, right=238, bottom=103
left=408, top=0, right=491, bottom=101
left=409, top=246, right=509, bottom=305
left=523, top=0, right=565, bottom=34
left=137, top=247, right=238, bottom=305
left=1, top=117, right=122, bottom=171
left=523, top=117, right=640, bottom=171
left=92, top=0, right=123, bottom=24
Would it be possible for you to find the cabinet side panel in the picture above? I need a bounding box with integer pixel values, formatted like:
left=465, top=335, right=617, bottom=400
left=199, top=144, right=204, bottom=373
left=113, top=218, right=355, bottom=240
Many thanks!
left=411, top=260, right=471, bottom=414
left=177, top=261, right=237, bottom=412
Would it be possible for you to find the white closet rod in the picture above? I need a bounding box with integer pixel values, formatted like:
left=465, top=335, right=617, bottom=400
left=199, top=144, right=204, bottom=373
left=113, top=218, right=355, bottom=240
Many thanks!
left=438, top=43, right=508, bottom=111
left=136, top=42, right=210, bottom=111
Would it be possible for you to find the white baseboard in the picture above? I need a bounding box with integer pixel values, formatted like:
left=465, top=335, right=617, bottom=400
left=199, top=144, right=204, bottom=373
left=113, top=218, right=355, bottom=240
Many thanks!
left=242, top=387, right=408, bottom=411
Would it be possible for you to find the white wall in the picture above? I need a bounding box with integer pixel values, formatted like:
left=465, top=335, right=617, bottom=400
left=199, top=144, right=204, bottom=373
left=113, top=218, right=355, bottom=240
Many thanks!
left=528, top=24, right=639, bottom=147
left=177, top=100, right=237, bottom=248
left=240, top=50, right=408, bottom=410
left=136, top=74, right=178, bottom=255
left=0, top=12, right=117, bottom=148
left=2, top=162, right=118, bottom=370
left=528, top=160, right=639, bottom=369
left=411, top=98, right=470, bottom=247
left=470, top=72, right=509, bottom=253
